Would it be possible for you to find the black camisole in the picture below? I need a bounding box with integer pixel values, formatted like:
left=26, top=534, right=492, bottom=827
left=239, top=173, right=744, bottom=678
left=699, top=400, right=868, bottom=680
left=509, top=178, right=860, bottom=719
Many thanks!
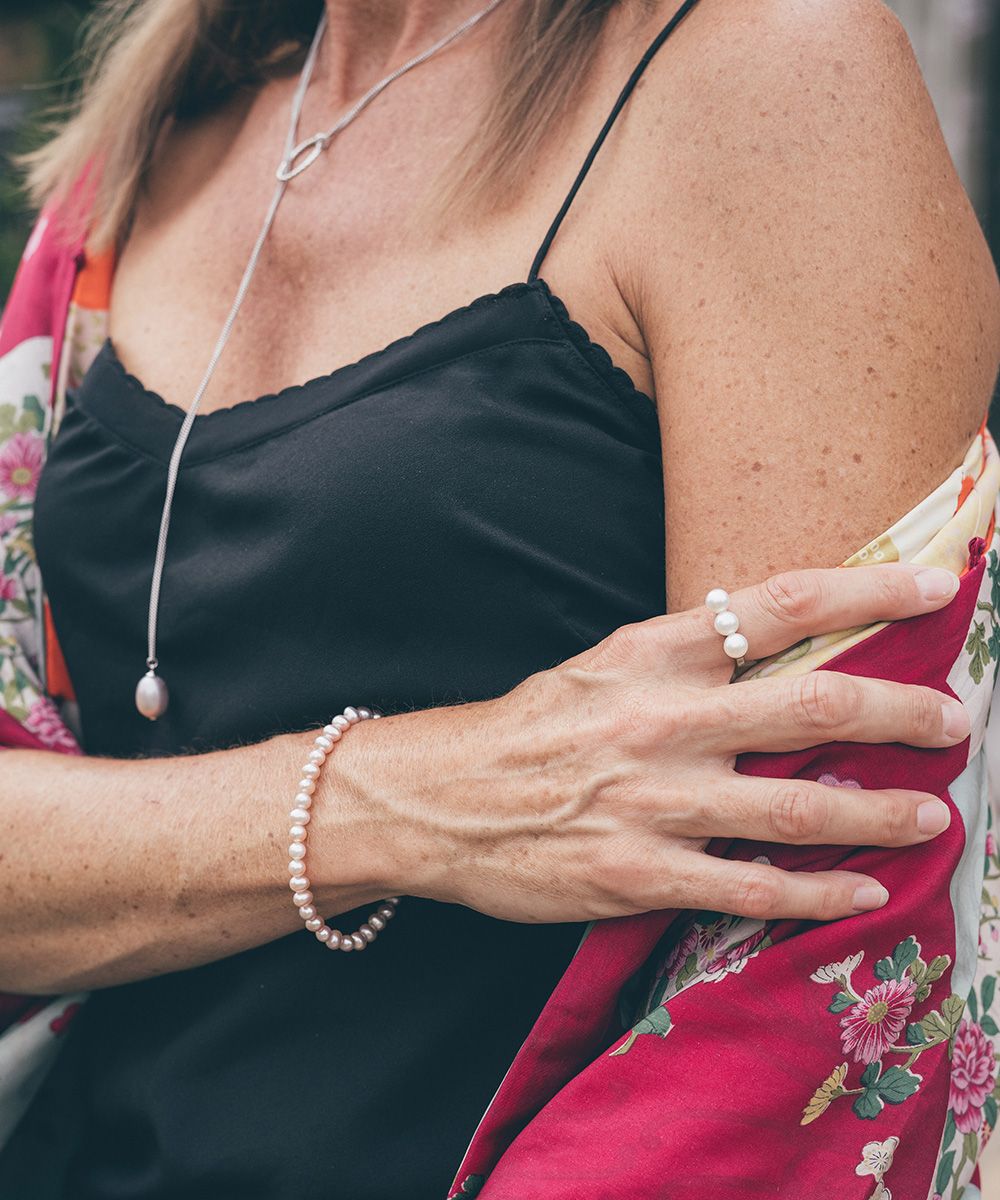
left=1, top=4, right=699, bottom=1196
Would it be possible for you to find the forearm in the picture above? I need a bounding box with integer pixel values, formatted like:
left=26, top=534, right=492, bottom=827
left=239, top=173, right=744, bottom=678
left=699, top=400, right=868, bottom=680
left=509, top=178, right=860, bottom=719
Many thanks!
left=1, top=731, right=400, bottom=993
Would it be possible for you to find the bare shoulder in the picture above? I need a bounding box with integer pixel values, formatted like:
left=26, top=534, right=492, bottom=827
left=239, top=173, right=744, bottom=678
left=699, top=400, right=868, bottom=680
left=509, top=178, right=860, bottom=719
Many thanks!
left=615, top=0, right=1000, bottom=610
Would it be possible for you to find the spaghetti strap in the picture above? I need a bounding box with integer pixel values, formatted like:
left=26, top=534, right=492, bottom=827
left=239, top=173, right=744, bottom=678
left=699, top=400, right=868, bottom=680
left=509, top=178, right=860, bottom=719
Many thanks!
left=527, top=0, right=702, bottom=282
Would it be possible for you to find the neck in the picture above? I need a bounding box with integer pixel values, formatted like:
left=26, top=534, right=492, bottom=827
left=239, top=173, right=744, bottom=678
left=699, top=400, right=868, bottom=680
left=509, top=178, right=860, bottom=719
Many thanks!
left=318, top=0, right=498, bottom=102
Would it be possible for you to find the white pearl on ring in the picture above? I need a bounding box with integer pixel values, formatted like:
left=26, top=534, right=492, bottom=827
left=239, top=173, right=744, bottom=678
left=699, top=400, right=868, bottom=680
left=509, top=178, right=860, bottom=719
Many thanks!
left=724, top=632, right=749, bottom=660
left=714, top=610, right=740, bottom=636
left=705, top=588, right=730, bottom=614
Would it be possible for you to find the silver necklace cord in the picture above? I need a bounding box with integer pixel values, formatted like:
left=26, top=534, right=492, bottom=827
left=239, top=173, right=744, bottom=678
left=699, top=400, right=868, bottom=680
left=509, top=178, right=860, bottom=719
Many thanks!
left=135, top=0, right=510, bottom=720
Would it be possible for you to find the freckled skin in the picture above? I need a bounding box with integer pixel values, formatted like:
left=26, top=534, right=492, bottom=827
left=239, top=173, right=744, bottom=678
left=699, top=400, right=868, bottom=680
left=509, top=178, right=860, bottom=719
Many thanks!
left=109, top=0, right=999, bottom=619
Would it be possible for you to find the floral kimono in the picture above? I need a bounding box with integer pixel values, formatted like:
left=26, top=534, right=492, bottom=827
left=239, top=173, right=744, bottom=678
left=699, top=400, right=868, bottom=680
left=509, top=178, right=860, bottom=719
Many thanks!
left=2, top=203, right=999, bottom=1200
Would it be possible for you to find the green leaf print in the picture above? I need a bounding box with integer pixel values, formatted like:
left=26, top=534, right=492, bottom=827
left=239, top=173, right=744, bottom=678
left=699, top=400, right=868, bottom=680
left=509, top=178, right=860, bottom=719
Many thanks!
left=874, top=1066, right=921, bottom=1105
left=967, top=621, right=991, bottom=684
left=905, top=1023, right=928, bottom=1045
left=828, top=991, right=854, bottom=1014
left=873, top=936, right=919, bottom=982
left=983, top=974, right=996, bottom=1014
left=985, top=1095, right=998, bottom=1129
left=982, top=1015, right=999, bottom=1037
left=936, top=1150, right=956, bottom=1198
left=609, top=1006, right=672, bottom=1057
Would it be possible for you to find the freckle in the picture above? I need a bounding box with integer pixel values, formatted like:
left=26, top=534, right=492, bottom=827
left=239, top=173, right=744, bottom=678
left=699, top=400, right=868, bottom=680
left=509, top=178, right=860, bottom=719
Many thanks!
left=889, top=391, right=898, bottom=399
left=698, top=297, right=706, bottom=307
left=829, top=92, right=838, bottom=101
left=884, top=334, right=897, bottom=347
left=821, top=445, right=832, bottom=455
left=751, top=461, right=762, bottom=472
left=853, top=453, right=862, bottom=463
left=758, top=110, right=769, bottom=117
left=833, top=59, right=846, bottom=76
left=929, top=248, right=936, bottom=261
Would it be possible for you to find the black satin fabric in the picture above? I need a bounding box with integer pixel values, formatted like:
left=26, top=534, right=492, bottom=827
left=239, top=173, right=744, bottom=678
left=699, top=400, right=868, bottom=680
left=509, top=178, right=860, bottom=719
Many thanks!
left=4, top=278, right=666, bottom=1199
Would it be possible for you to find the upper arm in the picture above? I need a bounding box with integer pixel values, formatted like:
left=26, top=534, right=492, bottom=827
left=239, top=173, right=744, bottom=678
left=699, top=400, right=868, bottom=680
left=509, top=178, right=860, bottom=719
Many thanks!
left=629, top=0, right=1000, bottom=612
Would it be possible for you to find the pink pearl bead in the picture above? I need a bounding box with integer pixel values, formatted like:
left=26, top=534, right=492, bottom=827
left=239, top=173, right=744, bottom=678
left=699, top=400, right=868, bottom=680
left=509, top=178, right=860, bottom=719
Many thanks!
left=315, top=735, right=333, bottom=751
left=322, top=725, right=343, bottom=741
left=298, top=905, right=317, bottom=921
left=339, top=936, right=354, bottom=952
left=289, top=843, right=306, bottom=860
left=343, top=707, right=360, bottom=723
left=302, top=763, right=320, bottom=779
left=316, top=926, right=332, bottom=942
left=292, top=891, right=313, bottom=907
left=349, top=933, right=366, bottom=950
left=326, top=929, right=343, bottom=949
left=290, top=808, right=310, bottom=824
left=298, top=780, right=316, bottom=795
left=377, top=905, right=395, bottom=920
left=289, top=860, right=306, bottom=874
left=289, top=876, right=309, bottom=891
left=294, top=793, right=313, bottom=808
left=358, top=924, right=376, bottom=943
left=305, top=917, right=323, bottom=932
left=369, top=914, right=385, bottom=931
left=332, top=715, right=350, bottom=730
left=308, top=749, right=326, bottom=765
left=289, top=825, right=307, bottom=841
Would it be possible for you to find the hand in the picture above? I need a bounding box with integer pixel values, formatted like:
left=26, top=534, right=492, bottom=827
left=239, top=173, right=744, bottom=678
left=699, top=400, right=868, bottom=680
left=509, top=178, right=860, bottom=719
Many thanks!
left=335, top=564, right=968, bottom=924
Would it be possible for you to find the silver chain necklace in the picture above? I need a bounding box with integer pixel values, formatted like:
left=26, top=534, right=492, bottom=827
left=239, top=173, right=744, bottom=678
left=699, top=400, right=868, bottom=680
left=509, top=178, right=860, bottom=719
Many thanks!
left=135, top=0, right=510, bottom=720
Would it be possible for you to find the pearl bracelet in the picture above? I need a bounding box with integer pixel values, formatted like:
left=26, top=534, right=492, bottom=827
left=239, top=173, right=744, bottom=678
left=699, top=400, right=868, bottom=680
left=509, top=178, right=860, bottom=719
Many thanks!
left=288, top=704, right=400, bottom=952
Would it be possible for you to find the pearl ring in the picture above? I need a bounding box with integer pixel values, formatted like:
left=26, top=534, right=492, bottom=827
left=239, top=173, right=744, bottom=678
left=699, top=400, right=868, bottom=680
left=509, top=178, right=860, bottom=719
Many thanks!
left=705, top=588, right=748, bottom=667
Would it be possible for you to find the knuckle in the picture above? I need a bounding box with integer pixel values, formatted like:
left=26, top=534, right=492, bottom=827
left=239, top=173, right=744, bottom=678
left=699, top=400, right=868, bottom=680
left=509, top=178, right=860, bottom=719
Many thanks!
left=600, top=621, right=650, bottom=668
left=878, top=795, right=911, bottom=844
left=906, top=687, right=943, bottom=742
left=770, top=784, right=828, bottom=843
left=792, top=673, right=847, bottom=736
left=727, top=866, right=781, bottom=918
left=761, top=571, right=822, bottom=625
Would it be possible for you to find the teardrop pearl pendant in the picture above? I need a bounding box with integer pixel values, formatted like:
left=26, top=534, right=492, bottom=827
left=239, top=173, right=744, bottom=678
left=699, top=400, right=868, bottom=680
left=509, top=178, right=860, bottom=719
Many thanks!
left=135, top=669, right=169, bottom=720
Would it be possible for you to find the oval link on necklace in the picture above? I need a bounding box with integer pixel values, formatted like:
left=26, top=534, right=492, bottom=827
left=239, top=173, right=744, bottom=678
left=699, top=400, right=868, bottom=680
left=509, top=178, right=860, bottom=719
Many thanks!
left=135, top=0, right=511, bottom=718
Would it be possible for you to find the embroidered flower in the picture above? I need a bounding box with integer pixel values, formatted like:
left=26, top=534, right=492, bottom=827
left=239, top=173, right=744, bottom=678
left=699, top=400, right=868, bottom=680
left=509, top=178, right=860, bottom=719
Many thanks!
left=0, top=432, right=44, bottom=499
left=950, top=1019, right=997, bottom=1134
left=811, top=951, right=865, bottom=985
left=817, top=773, right=862, bottom=788
left=840, top=978, right=917, bottom=1064
left=23, top=696, right=78, bottom=754
left=801, top=1062, right=848, bottom=1125
left=988, top=832, right=997, bottom=857
left=0, top=574, right=17, bottom=603
left=855, top=1137, right=899, bottom=1181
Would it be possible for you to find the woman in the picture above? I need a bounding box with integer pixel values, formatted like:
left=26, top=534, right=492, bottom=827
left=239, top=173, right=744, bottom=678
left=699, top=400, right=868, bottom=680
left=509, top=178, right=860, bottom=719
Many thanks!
left=0, top=0, right=997, bottom=1196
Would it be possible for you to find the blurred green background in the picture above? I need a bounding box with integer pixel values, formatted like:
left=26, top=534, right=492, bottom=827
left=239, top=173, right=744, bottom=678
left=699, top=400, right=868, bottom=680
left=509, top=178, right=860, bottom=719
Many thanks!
left=1, top=1, right=999, bottom=301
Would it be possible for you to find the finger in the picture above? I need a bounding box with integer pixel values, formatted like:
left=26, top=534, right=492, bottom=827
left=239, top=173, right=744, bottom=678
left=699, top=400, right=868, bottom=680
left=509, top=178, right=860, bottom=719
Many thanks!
left=660, top=852, right=890, bottom=922
left=707, top=672, right=969, bottom=753
left=670, top=563, right=960, bottom=678
left=659, top=776, right=951, bottom=846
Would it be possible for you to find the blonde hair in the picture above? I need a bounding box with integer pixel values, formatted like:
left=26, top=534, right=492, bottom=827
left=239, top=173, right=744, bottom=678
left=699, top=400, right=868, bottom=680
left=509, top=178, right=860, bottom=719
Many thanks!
left=22, top=0, right=622, bottom=250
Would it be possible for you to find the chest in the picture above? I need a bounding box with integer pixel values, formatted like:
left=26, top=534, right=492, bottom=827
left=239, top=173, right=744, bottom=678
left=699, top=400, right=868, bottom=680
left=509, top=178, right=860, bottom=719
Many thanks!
left=105, top=40, right=657, bottom=413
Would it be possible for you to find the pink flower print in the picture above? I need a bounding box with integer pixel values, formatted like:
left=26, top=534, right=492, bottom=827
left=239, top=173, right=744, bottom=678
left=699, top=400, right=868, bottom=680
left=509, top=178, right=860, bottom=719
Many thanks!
left=988, top=832, right=997, bottom=857
left=24, top=696, right=79, bottom=754
left=721, top=927, right=767, bottom=970
left=0, top=511, right=18, bottom=538
left=840, top=977, right=917, bottom=1064
left=950, top=1019, right=997, bottom=1134
left=697, top=924, right=732, bottom=974
left=0, top=432, right=44, bottom=499
left=0, top=573, right=16, bottom=602
left=659, top=924, right=698, bottom=982
left=818, top=773, right=862, bottom=788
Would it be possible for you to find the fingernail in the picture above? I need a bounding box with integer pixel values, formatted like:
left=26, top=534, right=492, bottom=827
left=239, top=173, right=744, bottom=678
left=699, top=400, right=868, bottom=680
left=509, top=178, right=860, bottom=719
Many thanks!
left=914, top=567, right=959, bottom=602
left=852, top=883, right=890, bottom=912
left=917, top=799, right=951, bottom=835
left=941, top=699, right=971, bottom=743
